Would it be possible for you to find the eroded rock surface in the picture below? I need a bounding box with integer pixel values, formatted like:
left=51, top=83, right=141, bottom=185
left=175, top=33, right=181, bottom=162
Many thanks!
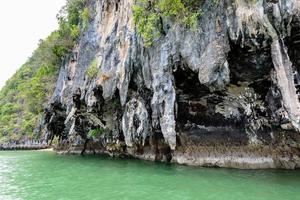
left=44, top=0, right=300, bottom=169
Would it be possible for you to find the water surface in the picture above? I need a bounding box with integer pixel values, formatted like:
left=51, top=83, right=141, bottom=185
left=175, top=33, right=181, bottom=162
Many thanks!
left=0, top=151, right=299, bottom=200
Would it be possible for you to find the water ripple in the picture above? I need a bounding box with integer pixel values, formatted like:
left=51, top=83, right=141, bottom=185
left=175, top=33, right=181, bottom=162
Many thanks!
left=0, top=151, right=299, bottom=200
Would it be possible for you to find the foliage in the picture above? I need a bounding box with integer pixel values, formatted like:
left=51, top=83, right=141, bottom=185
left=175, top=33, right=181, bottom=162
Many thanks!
left=0, top=32, right=61, bottom=143
left=250, top=0, right=258, bottom=4
left=86, top=58, right=99, bottom=79
left=213, top=0, right=219, bottom=5
left=88, top=128, right=105, bottom=138
left=81, top=8, right=90, bottom=30
left=133, top=0, right=203, bottom=46
left=0, top=0, right=90, bottom=143
left=51, top=136, right=60, bottom=147
left=56, top=0, right=87, bottom=57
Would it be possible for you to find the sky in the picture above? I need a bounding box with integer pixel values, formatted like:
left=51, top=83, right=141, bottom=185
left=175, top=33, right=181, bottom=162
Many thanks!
left=0, top=0, right=66, bottom=89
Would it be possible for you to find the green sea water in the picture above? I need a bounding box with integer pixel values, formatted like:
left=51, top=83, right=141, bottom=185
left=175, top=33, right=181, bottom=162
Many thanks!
left=0, top=151, right=299, bottom=200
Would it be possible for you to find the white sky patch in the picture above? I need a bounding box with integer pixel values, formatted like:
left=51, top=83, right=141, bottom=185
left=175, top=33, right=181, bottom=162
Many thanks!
left=0, top=0, right=66, bottom=89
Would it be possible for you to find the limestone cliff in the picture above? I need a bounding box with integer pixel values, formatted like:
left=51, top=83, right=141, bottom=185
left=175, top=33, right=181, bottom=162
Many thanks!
left=44, top=0, right=300, bottom=169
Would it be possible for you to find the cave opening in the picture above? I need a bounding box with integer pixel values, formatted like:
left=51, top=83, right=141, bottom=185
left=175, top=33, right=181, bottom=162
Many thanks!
left=227, top=40, right=272, bottom=98
left=174, top=66, right=210, bottom=127
left=45, top=102, right=67, bottom=144
left=174, top=65, right=248, bottom=146
left=226, top=38, right=280, bottom=143
left=287, top=16, right=300, bottom=99
left=92, top=86, right=105, bottom=117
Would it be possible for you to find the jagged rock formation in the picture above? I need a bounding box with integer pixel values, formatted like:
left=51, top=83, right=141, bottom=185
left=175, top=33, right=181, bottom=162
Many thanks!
left=44, top=0, right=300, bottom=169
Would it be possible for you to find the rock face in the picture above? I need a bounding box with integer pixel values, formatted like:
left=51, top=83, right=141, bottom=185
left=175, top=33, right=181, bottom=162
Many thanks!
left=44, top=0, right=300, bottom=169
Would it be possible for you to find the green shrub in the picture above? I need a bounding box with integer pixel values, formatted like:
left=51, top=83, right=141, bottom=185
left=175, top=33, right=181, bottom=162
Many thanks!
left=51, top=136, right=60, bottom=146
left=56, top=0, right=88, bottom=57
left=81, top=8, right=90, bottom=30
left=70, top=25, right=81, bottom=39
left=88, top=128, right=105, bottom=138
left=133, top=0, right=203, bottom=46
left=86, top=58, right=99, bottom=79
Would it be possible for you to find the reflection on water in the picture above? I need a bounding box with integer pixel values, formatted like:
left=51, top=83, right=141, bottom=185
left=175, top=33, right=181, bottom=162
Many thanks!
left=0, top=151, right=300, bottom=200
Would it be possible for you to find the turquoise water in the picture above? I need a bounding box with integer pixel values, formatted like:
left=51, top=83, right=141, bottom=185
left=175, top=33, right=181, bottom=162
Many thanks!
left=0, top=151, right=300, bottom=200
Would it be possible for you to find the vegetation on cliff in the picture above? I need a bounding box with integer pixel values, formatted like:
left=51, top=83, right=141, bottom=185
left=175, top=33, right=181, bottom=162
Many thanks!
left=86, top=58, right=99, bottom=79
left=0, top=0, right=89, bottom=144
left=133, top=0, right=203, bottom=46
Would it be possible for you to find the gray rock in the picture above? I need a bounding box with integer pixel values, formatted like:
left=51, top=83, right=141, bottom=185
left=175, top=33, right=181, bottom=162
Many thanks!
left=43, top=0, right=300, bottom=169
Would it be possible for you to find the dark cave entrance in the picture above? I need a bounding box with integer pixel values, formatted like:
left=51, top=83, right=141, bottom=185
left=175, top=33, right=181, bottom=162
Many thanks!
left=288, top=16, right=300, bottom=71
left=227, top=40, right=272, bottom=98
left=287, top=16, right=300, bottom=99
left=226, top=38, right=277, bottom=143
left=174, top=66, right=245, bottom=127
left=45, top=102, right=67, bottom=144
left=174, top=66, right=211, bottom=126
left=174, top=65, right=247, bottom=146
